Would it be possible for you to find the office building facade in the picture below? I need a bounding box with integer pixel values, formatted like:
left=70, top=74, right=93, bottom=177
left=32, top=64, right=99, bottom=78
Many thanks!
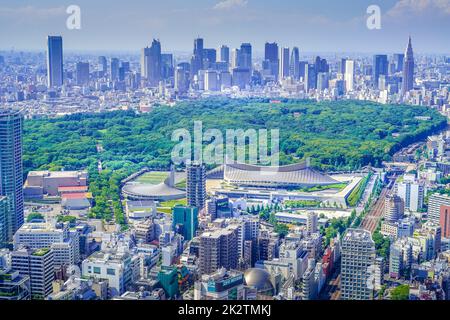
left=341, top=229, right=376, bottom=300
left=11, top=248, right=55, bottom=299
left=172, top=206, right=198, bottom=241
left=47, top=36, right=63, bottom=87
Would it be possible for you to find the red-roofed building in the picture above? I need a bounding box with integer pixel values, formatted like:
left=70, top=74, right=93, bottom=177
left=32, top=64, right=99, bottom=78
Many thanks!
left=61, top=192, right=91, bottom=200
left=61, top=192, right=92, bottom=210
left=58, top=186, right=89, bottom=195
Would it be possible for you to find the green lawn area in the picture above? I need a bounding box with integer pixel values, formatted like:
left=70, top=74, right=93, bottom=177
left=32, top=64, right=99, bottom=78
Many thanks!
left=32, top=248, right=51, bottom=256
left=347, top=173, right=372, bottom=207
left=157, top=207, right=172, bottom=214
left=157, top=198, right=188, bottom=215
left=159, top=198, right=187, bottom=208
left=297, top=183, right=348, bottom=193
left=136, top=171, right=169, bottom=185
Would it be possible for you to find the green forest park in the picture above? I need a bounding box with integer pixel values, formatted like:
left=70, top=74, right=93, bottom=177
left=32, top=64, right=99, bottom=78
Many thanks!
left=22, top=98, right=447, bottom=223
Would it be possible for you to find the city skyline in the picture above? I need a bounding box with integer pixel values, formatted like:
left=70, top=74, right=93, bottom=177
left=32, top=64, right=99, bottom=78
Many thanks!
left=0, top=0, right=450, bottom=304
left=0, top=0, right=449, bottom=54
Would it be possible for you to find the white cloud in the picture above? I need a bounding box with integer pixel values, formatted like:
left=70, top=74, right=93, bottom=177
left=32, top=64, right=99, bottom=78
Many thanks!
left=213, top=0, right=248, bottom=10
left=387, top=0, right=450, bottom=17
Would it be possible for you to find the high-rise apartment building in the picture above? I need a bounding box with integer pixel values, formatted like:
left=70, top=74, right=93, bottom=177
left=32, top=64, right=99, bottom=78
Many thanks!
left=384, top=194, right=404, bottom=222
left=440, top=205, right=450, bottom=238
left=389, top=238, right=413, bottom=279
left=396, top=177, right=423, bottom=212
left=47, top=36, right=63, bottom=87
left=428, top=193, right=450, bottom=224
left=0, top=110, right=24, bottom=245
left=199, top=225, right=239, bottom=275
left=341, top=228, right=376, bottom=300
left=306, top=211, right=318, bottom=235
left=186, top=162, right=206, bottom=210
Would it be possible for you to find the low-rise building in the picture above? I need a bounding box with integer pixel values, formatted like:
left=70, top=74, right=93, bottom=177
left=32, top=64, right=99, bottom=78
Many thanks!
left=13, top=221, right=80, bottom=268
left=11, top=247, right=55, bottom=299
left=0, top=268, right=31, bottom=300
left=23, top=170, right=88, bottom=198
left=194, top=268, right=246, bottom=300
left=81, top=250, right=139, bottom=297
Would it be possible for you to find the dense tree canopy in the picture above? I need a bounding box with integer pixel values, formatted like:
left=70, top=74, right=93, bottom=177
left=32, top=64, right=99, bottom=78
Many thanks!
left=23, top=98, right=446, bottom=175
left=22, top=98, right=447, bottom=223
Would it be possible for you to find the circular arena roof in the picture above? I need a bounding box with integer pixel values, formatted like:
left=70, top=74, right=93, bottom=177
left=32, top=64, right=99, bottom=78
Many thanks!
left=224, top=161, right=338, bottom=187
left=122, top=182, right=185, bottom=201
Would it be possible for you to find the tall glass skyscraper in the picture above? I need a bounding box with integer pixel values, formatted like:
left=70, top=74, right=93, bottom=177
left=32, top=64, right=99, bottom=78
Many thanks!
left=372, top=54, right=388, bottom=89
left=219, top=45, right=230, bottom=64
left=279, top=47, right=290, bottom=80
left=239, top=43, right=252, bottom=71
left=110, top=58, right=120, bottom=82
left=172, top=206, right=198, bottom=241
left=46, top=36, right=63, bottom=88
left=289, top=47, right=300, bottom=80
left=402, top=36, right=415, bottom=95
left=264, top=42, right=279, bottom=80
left=191, top=38, right=204, bottom=79
left=0, top=110, right=24, bottom=246
left=141, top=39, right=162, bottom=86
left=0, top=197, right=7, bottom=247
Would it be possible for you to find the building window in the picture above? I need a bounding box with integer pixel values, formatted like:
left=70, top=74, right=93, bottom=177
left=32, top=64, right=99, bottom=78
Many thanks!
left=107, top=268, right=115, bottom=276
left=93, top=267, right=101, bottom=274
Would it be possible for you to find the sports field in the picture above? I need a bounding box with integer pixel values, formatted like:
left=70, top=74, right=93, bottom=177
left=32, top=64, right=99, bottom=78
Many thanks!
left=135, top=171, right=169, bottom=185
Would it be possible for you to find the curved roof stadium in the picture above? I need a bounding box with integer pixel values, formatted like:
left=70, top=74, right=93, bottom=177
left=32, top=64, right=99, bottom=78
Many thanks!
left=122, top=175, right=185, bottom=201
left=224, top=161, right=338, bottom=188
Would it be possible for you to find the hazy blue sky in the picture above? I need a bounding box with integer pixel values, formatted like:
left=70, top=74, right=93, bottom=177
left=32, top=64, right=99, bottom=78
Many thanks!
left=0, top=0, right=449, bottom=53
